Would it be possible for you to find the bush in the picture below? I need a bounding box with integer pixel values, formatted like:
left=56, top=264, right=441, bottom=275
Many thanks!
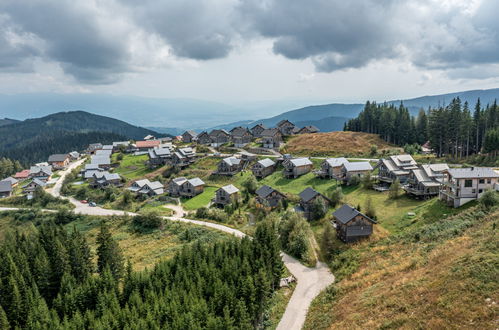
left=328, top=187, right=343, bottom=207
left=279, top=212, right=314, bottom=263
left=347, top=175, right=360, bottom=186
left=479, top=190, right=498, bottom=209
left=361, top=173, right=374, bottom=189
left=133, top=212, right=163, bottom=231
left=389, top=179, right=401, bottom=199
left=242, top=175, right=258, bottom=194
left=311, top=197, right=328, bottom=220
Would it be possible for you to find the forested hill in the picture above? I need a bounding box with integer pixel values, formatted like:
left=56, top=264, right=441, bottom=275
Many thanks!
left=0, top=118, right=19, bottom=126
left=0, top=111, right=161, bottom=165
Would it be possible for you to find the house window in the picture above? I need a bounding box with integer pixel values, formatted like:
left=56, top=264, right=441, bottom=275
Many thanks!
left=479, top=179, right=485, bottom=184
left=464, top=179, right=472, bottom=187
left=478, top=189, right=483, bottom=193
left=487, top=179, right=491, bottom=184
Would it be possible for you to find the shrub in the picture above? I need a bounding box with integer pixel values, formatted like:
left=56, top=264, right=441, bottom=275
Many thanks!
left=479, top=190, right=498, bottom=209
left=348, top=175, right=360, bottom=186
left=328, top=187, right=343, bottom=207
left=133, top=212, right=163, bottom=231
left=361, top=173, right=374, bottom=189
left=389, top=179, right=401, bottom=199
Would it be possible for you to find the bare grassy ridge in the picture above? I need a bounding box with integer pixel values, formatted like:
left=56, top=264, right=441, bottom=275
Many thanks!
left=282, top=131, right=397, bottom=157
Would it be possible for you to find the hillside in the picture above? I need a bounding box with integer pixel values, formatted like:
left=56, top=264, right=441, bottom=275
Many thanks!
left=305, top=204, right=498, bottom=329
left=0, top=118, right=19, bottom=126
left=0, top=111, right=160, bottom=165
left=282, top=131, right=395, bottom=157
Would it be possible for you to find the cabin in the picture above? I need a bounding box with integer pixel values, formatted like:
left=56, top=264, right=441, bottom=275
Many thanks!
left=252, top=158, right=276, bottom=178
left=14, top=170, right=30, bottom=180
left=89, top=172, right=122, bottom=189
left=0, top=181, right=12, bottom=198
left=135, top=140, right=161, bottom=151
left=340, top=161, right=373, bottom=183
left=230, top=127, right=253, bottom=147
left=277, top=119, right=297, bottom=136
left=439, top=167, right=499, bottom=208
left=182, top=130, right=198, bottom=143
left=87, top=143, right=103, bottom=154
left=375, top=154, right=418, bottom=184
left=128, top=179, right=164, bottom=197
left=112, top=141, right=130, bottom=153
left=215, top=157, right=243, bottom=176
left=333, top=204, right=376, bottom=243
left=181, top=178, right=205, bottom=198
left=196, top=131, right=211, bottom=145
left=48, top=154, right=70, bottom=170
left=261, top=128, right=283, bottom=149
left=168, top=177, right=188, bottom=197
left=209, top=129, right=230, bottom=147
left=1, top=177, right=18, bottom=188
left=316, top=158, right=348, bottom=179
left=68, top=151, right=80, bottom=160
left=172, top=147, right=196, bottom=168
left=255, top=185, right=286, bottom=208
left=22, top=178, right=47, bottom=196
left=236, top=150, right=257, bottom=162
left=283, top=157, right=313, bottom=178
left=29, top=165, right=52, bottom=181
left=148, top=147, right=172, bottom=167
left=250, top=123, right=266, bottom=137
left=404, top=164, right=449, bottom=199
left=298, top=187, right=331, bottom=220
left=213, top=184, right=240, bottom=207
left=297, top=125, right=320, bottom=134
left=91, top=155, right=111, bottom=170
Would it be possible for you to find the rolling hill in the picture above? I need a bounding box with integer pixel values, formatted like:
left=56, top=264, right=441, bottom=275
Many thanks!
left=0, top=118, right=19, bottom=126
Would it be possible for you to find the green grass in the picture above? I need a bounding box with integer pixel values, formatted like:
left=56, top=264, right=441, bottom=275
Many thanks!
left=182, top=186, right=219, bottom=210
left=259, top=171, right=339, bottom=195
left=114, top=154, right=156, bottom=180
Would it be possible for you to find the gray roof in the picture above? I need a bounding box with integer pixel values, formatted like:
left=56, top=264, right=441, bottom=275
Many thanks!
left=256, top=185, right=282, bottom=198
left=30, top=165, right=52, bottom=176
left=251, top=123, right=266, bottom=130
left=171, top=177, right=187, bottom=185
left=102, top=145, right=113, bottom=150
left=1, top=177, right=18, bottom=185
left=290, top=158, right=313, bottom=167
left=146, top=181, right=164, bottom=190
left=220, top=184, right=239, bottom=194
left=257, top=158, right=276, bottom=168
left=325, top=157, right=348, bottom=167
left=48, top=154, right=68, bottom=162
left=0, top=181, right=12, bottom=193
left=343, top=161, right=373, bottom=172
left=31, top=178, right=47, bottom=187
left=95, top=149, right=112, bottom=156
left=421, top=164, right=449, bottom=178
left=223, top=157, right=241, bottom=166
left=84, top=164, right=101, bottom=171
left=333, top=204, right=375, bottom=225
left=447, top=167, right=499, bottom=179
left=300, top=125, right=319, bottom=133
left=230, top=126, right=250, bottom=137
left=91, top=155, right=111, bottom=165
left=261, top=128, right=280, bottom=137
left=183, top=130, right=198, bottom=137
left=188, top=178, right=205, bottom=187
left=299, top=187, right=321, bottom=203
left=69, top=151, right=80, bottom=158
left=112, top=141, right=130, bottom=147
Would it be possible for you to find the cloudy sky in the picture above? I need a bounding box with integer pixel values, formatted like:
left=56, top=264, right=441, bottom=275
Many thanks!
left=0, top=0, right=498, bottom=104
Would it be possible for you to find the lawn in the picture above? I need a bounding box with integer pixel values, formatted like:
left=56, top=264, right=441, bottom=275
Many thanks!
left=181, top=186, right=219, bottom=210
left=259, top=171, right=340, bottom=196
left=114, top=154, right=156, bottom=180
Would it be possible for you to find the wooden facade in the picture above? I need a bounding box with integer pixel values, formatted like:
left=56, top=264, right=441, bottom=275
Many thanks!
left=252, top=158, right=276, bottom=178
left=282, top=158, right=313, bottom=178
left=333, top=204, right=376, bottom=243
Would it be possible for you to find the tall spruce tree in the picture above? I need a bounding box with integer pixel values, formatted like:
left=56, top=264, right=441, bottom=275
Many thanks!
left=96, top=222, right=124, bottom=280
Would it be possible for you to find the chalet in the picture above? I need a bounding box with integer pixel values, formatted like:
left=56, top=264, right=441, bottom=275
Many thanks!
left=261, top=128, right=282, bottom=149
left=333, top=204, right=376, bottom=243
left=87, top=143, right=103, bottom=154
left=13, top=169, right=30, bottom=180
left=255, top=185, right=286, bottom=208
left=69, top=151, right=80, bottom=160
left=298, top=187, right=331, bottom=220
left=0, top=181, right=12, bottom=198
left=252, top=158, right=276, bottom=178
left=182, top=130, right=198, bottom=143
left=29, top=165, right=52, bottom=181
left=276, top=119, right=296, bottom=136
left=1, top=177, right=18, bottom=188
left=172, top=147, right=196, bottom=168
left=213, top=184, right=240, bottom=207
left=23, top=178, right=47, bottom=195
left=209, top=129, right=230, bottom=147
left=215, top=157, right=243, bottom=176
left=297, top=125, right=320, bottom=134
left=403, top=164, right=449, bottom=198
left=81, top=164, right=105, bottom=179
left=375, top=154, right=418, bottom=184
left=316, top=158, right=348, bottom=179
left=181, top=178, right=205, bottom=198
left=89, top=172, right=122, bottom=189
left=168, top=177, right=188, bottom=197
left=135, top=140, right=161, bottom=151
left=230, top=127, right=253, bottom=147
left=148, top=147, right=172, bottom=167
left=250, top=123, right=266, bottom=137
left=340, top=161, right=373, bottom=183
left=128, top=179, right=164, bottom=197
left=48, top=154, right=70, bottom=170
left=439, top=167, right=499, bottom=208
left=283, top=157, right=313, bottom=178
left=91, top=155, right=111, bottom=169
left=236, top=150, right=257, bottom=162
left=112, top=141, right=131, bottom=152
left=196, top=131, right=211, bottom=145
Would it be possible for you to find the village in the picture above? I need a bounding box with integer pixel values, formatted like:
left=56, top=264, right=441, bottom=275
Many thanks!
left=1, top=119, right=498, bottom=245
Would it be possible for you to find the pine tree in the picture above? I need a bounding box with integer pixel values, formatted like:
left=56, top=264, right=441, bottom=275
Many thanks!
left=0, top=304, right=9, bottom=330
left=96, top=222, right=125, bottom=280
left=389, top=179, right=401, bottom=199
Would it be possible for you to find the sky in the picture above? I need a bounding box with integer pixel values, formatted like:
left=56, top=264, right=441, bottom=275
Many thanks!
left=0, top=0, right=498, bottom=104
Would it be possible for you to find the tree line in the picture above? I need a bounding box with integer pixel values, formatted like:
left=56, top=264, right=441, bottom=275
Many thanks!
left=344, top=98, right=499, bottom=157
left=0, top=158, right=23, bottom=179
left=0, top=213, right=283, bottom=329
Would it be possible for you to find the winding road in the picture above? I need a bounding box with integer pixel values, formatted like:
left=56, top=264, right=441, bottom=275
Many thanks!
left=44, top=159, right=335, bottom=329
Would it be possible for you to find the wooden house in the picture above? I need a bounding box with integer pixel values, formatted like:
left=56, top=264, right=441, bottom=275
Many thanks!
left=23, top=178, right=47, bottom=195
left=250, top=123, right=266, bottom=137
left=297, top=125, right=320, bottom=134
left=298, top=187, right=331, bottom=220
left=375, top=154, right=418, bottom=184
left=213, top=184, right=240, bottom=207
left=168, top=177, right=188, bottom=197
left=135, top=140, right=161, bottom=152
left=209, top=129, right=230, bottom=147
left=252, top=158, right=276, bottom=178
left=112, top=141, right=130, bottom=153
left=90, top=155, right=111, bottom=170
left=196, top=131, right=211, bottom=145
left=215, top=157, right=243, bottom=176
left=277, top=119, right=296, bottom=136
left=439, top=167, right=499, bottom=208
left=180, top=178, right=205, bottom=198
left=48, top=154, right=70, bottom=170
left=86, top=143, right=103, bottom=154
left=172, top=147, right=196, bottom=168
left=333, top=204, right=376, bottom=243
left=255, top=185, right=286, bottom=208
left=0, top=181, right=12, bottom=198
left=182, top=130, right=198, bottom=143
left=230, top=126, right=253, bottom=147
left=128, top=179, right=164, bottom=197
left=340, top=161, right=373, bottom=183
left=148, top=147, right=172, bottom=167
left=29, top=165, right=52, bottom=181
left=404, top=163, right=449, bottom=199
left=89, top=172, right=122, bottom=189
left=316, top=158, right=348, bottom=179
left=14, top=170, right=30, bottom=180
left=69, top=151, right=80, bottom=160
left=282, top=157, right=313, bottom=178
left=1, top=177, right=18, bottom=188
left=261, top=128, right=282, bottom=149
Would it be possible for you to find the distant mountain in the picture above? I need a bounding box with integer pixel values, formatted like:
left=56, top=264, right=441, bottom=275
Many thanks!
left=0, top=118, right=19, bottom=126
left=294, top=116, right=350, bottom=132
left=0, top=111, right=161, bottom=165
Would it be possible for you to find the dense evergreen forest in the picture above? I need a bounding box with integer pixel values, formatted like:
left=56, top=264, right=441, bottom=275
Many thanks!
left=0, top=212, right=283, bottom=329
left=0, top=158, right=23, bottom=179
left=344, top=98, right=499, bottom=157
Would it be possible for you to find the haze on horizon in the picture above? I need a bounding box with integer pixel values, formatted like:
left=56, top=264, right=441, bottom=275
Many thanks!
left=1, top=0, right=498, bottom=105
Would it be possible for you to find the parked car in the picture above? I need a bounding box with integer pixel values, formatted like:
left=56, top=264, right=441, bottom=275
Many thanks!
left=80, top=200, right=88, bottom=204
left=89, top=202, right=97, bottom=207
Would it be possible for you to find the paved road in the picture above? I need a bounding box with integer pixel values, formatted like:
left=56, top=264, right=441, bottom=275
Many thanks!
left=44, top=158, right=336, bottom=330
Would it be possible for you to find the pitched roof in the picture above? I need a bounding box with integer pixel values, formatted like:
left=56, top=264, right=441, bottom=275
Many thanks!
left=112, top=141, right=130, bottom=147
left=220, top=184, right=239, bottom=194
left=171, top=177, right=188, bottom=185
left=230, top=126, right=250, bottom=137
left=136, top=140, right=160, bottom=148
left=0, top=181, right=12, bottom=193
left=261, top=128, right=280, bottom=137
left=256, top=185, right=283, bottom=198
left=48, top=154, right=68, bottom=162
left=277, top=119, right=294, bottom=127
left=187, top=178, right=205, bottom=187
left=333, top=204, right=376, bottom=225
left=14, top=169, right=30, bottom=179
left=299, top=187, right=321, bottom=203
left=289, top=158, right=313, bottom=167
left=325, top=157, right=348, bottom=167
left=95, top=149, right=112, bottom=156
left=146, top=181, right=164, bottom=190
left=223, top=157, right=241, bottom=166
left=447, top=167, right=499, bottom=179
left=299, top=125, right=320, bottom=133
left=343, top=161, right=373, bottom=172
left=31, top=178, right=47, bottom=187
left=183, top=130, right=198, bottom=137
left=91, top=155, right=111, bottom=165
left=1, top=177, right=18, bottom=185
left=257, top=158, right=276, bottom=168
left=29, top=165, right=52, bottom=176
left=251, top=123, right=266, bottom=130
